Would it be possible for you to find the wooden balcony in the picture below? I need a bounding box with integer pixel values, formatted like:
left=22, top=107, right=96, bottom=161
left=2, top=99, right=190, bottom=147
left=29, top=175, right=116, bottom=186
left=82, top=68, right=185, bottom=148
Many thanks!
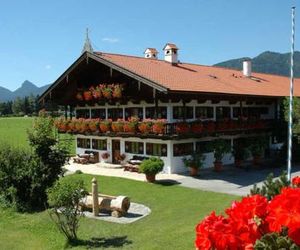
left=56, top=118, right=275, bottom=140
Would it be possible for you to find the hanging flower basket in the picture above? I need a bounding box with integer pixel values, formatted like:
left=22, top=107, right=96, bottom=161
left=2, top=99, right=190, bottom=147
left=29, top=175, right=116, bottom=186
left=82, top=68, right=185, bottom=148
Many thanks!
left=88, top=119, right=100, bottom=132
left=205, top=121, right=216, bottom=133
left=102, top=85, right=113, bottom=99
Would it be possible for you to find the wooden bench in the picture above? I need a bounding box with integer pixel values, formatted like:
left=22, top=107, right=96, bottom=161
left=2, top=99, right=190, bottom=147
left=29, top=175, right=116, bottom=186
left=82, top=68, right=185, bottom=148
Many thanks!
left=123, top=156, right=149, bottom=172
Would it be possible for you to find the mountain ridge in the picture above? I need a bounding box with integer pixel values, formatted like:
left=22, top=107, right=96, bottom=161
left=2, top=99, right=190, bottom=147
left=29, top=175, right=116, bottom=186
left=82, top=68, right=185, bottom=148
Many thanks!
left=214, top=51, right=300, bottom=77
left=0, top=81, right=50, bottom=102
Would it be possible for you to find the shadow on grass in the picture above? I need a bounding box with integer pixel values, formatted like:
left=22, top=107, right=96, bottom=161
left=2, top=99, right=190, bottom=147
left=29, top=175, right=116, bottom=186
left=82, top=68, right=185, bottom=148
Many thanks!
left=154, top=179, right=181, bottom=186
left=67, top=236, right=132, bottom=249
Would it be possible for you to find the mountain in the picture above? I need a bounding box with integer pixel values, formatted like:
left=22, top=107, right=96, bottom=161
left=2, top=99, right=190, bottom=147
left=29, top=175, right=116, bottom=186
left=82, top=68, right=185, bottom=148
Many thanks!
left=0, top=81, right=50, bottom=102
left=214, top=51, right=300, bottom=77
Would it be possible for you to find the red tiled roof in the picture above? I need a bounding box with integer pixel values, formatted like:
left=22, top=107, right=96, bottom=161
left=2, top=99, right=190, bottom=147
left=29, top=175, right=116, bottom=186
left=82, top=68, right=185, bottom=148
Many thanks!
left=94, top=52, right=300, bottom=97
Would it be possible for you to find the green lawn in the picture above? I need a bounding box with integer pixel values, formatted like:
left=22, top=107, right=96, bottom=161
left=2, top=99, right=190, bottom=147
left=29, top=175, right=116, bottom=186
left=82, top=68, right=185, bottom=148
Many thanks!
left=0, top=117, right=75, bottom=153
left=0, top=117, right=34, bottom=148
left=0, top=174, right=238, bottom=250
left=0, top=117, right=238, bottom=249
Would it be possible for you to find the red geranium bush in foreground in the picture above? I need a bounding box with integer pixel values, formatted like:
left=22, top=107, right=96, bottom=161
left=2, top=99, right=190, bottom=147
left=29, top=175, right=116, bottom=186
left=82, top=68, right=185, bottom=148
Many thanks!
left=195, top=185, right=300, bottom=249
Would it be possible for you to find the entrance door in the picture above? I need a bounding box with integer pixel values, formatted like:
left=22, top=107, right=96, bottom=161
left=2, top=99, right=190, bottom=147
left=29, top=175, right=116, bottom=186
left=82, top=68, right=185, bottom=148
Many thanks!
left=112, top=140, right=121, bottom=164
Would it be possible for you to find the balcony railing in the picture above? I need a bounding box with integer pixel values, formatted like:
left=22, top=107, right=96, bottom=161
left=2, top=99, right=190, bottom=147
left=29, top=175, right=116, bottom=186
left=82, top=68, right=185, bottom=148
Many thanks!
left=55, top=118, right=274, bottom=138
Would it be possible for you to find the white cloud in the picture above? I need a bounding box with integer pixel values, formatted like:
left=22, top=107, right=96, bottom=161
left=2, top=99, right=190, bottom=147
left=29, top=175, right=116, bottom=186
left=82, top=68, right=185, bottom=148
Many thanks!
left=45, top=65, right=52, bottom=70
left=101, top=37, right=119, bottom=43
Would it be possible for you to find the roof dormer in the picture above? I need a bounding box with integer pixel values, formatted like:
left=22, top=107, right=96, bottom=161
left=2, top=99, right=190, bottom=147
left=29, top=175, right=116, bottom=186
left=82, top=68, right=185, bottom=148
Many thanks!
left=144, top=48, right=158, bottom=59
left=163, top=43, right=179, bottom=64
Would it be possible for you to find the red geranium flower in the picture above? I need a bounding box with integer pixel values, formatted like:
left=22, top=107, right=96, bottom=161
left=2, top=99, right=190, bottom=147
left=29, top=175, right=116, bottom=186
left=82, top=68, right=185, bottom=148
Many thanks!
left=292, top=176, right=300, bottom=188
left=266, top=187, right=300, bottom=245
left=226, top=195, right=269, bottom=245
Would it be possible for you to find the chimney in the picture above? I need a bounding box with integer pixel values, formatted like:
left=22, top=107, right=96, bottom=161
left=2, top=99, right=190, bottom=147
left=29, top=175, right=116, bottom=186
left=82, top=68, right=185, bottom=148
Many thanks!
left=243, top=59, right=252, bottom=77
left=144, top=48, right=158, bottom=59
left=163, top=43, right=179, bottom=64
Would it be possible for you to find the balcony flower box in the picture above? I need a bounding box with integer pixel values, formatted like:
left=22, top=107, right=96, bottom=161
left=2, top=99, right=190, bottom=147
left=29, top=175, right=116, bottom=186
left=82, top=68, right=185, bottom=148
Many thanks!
left=111, top=119, right=124, bottom=133
left=138, top=119, right=153, bottom=134
left=152, top=119, right=166, bottom=135
left=83, top=90, right=92, bottom=101
left=176, top=122, right=190, bottom=134
left=204, top=121, right=215, bottom=133
left=99, top=120, right=111, bottom=133
left=102, top=84, right=113, bottom=99
left=90, top=86, right=102, bottom=99
left=76, top=92, right=83, bottom=101
left=191, top=122, right=203, bottom=134
left=112, top=84, right=122, bottom=99
left=123, top=117, right=139, bottom=133
left=88, top=119, right=100, bottom=132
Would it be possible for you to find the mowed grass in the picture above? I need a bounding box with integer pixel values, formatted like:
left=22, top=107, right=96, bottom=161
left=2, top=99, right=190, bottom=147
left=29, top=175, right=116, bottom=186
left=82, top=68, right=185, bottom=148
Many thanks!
left=0, top=174, right=238, bottom=250
left=0, top=117, right=75, bottom=153
left=0, top=117, right=238, bottom=249
left=0, top=117, right=34, bottom=148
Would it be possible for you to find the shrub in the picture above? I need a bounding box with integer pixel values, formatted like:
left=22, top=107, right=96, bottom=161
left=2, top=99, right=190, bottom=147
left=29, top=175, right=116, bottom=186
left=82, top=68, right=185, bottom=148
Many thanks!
left=182, top=151, right=205, bottom=169
left=0, top=145, right=46, bottom=211
left=47, top=178, right=88, bottom=242
left=250, top=171, right=290, bottom=200
left=139, top=157, right=164, bottom=175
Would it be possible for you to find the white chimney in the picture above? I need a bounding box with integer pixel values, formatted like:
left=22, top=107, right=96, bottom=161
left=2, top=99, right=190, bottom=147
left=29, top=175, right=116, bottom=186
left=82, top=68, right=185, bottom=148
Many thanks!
left=243, top=59, right=252, bottom=77
left=144, top=48, right=158, bottom=59
left=163, top=43, right=179, bottom=64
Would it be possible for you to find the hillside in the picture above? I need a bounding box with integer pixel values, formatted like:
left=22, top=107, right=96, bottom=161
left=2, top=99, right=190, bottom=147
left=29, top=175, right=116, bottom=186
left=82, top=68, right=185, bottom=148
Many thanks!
left=0, top=81, right=50, bottom=102
left=214, top=51, right=300, bottom=77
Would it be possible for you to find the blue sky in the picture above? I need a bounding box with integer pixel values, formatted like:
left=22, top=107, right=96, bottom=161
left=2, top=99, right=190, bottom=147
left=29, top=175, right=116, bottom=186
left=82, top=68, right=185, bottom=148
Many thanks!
left=0, top=0, right=298, bottom=90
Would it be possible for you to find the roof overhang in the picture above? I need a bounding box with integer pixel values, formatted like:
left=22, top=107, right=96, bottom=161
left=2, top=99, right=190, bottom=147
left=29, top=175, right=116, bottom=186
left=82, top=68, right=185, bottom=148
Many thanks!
left=38, top=52, right=169, bottom=103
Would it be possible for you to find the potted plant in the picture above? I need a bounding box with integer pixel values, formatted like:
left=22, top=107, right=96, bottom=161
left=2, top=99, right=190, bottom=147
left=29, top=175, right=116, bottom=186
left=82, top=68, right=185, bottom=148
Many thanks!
left=88, top=119, right=100, bottom=133
left=138, top=119, right=153, bottom=134
left=68, top=118, right=77, bottom=132
left=232, top=142, right=250, bottom=168
left=175, top=122, right=190, bottom=134
left=75, top=92, right=83, bottom=101
left=204, top=120, right=216, bottom=134
left=152, top=119, right=166, bottom=134
left=139, top=157, right=164, bottom=183
left=99, top=120, right=111, bottom=133
left=83, top=90, right=92, bottom=101
left=123, top=116, right=138, bottom=133
left=79, top=119, right=89, bottom=133
left=183, top=151, right=205, bottom=176
left=249, top=137, right=267, bottom=166
left=191, top=121, right=203, bottom=134
left=102, top=84, right=112, bottom=99
left=111, top=119, right=124, bottom=133
left=101, top=152, right=110, bottom=163
left=90, top=86, right=102, bottom=100
left=209, top=139, right=231, bottom=171
left=112, top=84, right=122, bottom=99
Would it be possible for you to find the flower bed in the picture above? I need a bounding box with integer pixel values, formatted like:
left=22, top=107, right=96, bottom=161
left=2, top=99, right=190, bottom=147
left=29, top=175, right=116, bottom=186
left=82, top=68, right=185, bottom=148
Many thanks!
left=195, top=179, right=300, bottom=249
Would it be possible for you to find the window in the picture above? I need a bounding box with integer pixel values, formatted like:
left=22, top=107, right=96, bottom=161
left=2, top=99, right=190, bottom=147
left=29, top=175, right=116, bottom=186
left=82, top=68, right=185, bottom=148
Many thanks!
left=125, top=141, right=144, bottom=154
left=216, top=107, right=231, bottom=120
left=232, top=107, right=241, bottom=118
left=92, top=139, right=107, bottom=150
left=146, top=143, right=167, bottom=157
left=173, top=106, right=193, bottom=119
left=196, top=141, right=211, bottom=153
left=125, top=107, right=143, bottom=119
left=91, top=109, right=106, bottom=119
left=145, top=107, right=167, bottom=119
left=76, top=109, right=90, bottom=118
left=173, top=143, right=193, bottom=156
left=107, top=108, right=123, bottom=121
left=77, top=138, right=90, bottom=149
left=195, top=107, right=214, bottom=119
